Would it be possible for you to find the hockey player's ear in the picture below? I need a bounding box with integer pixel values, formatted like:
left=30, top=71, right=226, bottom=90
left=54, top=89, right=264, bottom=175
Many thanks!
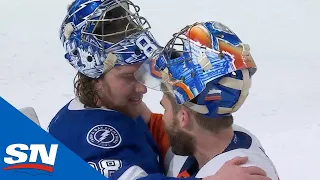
left=94, top=71, right=110, bottom=90
left=94, top=80, right=104, bottom=107
left=178, top=107, right=193, bottom=130
left=94, top=78, right=104, bottom=92
left=94, top=74, right=109, bottom=100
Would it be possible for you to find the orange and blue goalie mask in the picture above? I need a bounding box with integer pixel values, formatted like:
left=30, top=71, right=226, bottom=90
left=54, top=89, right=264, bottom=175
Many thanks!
left=134, top=21, right=257, bottom=104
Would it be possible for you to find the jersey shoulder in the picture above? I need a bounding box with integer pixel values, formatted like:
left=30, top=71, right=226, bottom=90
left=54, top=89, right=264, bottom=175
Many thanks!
left=196, top=125, right=279, bottom=180
left=48, top=98, right=163, bottom=177
left=47, top=98, right=153, bottom=157
left=48, top=98, right=132, bottom=139
left=167, top=125, right=279, bottom=180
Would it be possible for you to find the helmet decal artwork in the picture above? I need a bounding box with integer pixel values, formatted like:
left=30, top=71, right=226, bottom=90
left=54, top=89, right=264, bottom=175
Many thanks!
left=59, top=0, right=161, bottom=78
left=135, top=21, right=257, bottom=117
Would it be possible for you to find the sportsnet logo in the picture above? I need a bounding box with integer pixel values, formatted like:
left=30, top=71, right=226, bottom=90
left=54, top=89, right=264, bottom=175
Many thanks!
left=3, top=144, right=58, bottom=173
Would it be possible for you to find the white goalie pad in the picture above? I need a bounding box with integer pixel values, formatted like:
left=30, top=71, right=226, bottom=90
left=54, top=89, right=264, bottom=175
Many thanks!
left=19, top=107, right=40, bottom=126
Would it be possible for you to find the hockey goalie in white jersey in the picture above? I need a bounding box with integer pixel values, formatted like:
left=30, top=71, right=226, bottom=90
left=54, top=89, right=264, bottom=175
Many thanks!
left=135, top=21, right=280, bottom=180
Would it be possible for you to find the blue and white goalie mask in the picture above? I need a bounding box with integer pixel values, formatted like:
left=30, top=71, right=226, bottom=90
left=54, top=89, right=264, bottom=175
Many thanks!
left=59, top=0, right=161, bottom=78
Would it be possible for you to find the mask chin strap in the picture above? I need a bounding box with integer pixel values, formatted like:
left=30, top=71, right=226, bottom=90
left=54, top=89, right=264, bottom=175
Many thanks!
left=102, top=52, right=118, bottom=74
left=184, top=101, right=209, bottom=114
left=217, top=69, right=251, bottom=114
left=184, top=69, right=251, bottom=116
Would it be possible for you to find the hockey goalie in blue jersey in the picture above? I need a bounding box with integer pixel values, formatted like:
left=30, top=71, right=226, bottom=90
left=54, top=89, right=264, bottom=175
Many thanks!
left=49, top=0, right=169, bottom=179
left=49, top=0, right=272, bottom=180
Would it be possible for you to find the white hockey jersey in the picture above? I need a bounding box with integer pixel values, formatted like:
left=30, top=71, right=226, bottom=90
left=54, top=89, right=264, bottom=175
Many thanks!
left=166, top=125, right=280, bottom=180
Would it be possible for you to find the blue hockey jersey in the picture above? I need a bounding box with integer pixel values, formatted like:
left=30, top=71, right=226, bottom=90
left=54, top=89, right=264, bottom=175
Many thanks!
left=48, top=98, right=199, bottom=180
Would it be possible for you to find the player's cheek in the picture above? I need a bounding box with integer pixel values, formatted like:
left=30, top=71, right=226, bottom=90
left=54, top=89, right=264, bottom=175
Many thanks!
left=162, top=112, right=171, bottom=126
